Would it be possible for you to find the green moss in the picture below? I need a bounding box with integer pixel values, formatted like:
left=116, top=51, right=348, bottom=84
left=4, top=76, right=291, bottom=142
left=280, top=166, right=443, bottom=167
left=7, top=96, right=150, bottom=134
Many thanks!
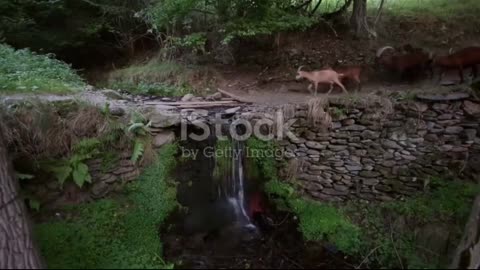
left=290, top=198, right=361, bottom=254
left=35, top=143, right=179, bottom=269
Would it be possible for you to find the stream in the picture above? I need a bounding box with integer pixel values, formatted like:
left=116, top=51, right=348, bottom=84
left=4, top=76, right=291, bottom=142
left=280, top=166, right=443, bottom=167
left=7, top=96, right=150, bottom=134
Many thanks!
left=161, top=129, right=354, bottom=269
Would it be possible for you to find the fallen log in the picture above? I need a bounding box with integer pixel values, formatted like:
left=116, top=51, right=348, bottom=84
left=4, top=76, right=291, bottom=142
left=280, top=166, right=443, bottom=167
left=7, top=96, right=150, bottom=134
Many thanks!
left=143, top=100, right=240, bottom=106
left=217, top=88, right=253, bottom=103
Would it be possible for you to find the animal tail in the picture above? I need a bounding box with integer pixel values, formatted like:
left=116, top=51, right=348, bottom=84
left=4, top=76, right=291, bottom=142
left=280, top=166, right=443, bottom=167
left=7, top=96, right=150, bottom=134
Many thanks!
left=338, top=73, right=345, bottom=78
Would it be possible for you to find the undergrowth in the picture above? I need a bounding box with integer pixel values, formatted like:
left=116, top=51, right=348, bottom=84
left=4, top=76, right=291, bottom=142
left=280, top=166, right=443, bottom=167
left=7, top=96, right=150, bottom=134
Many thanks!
left=0, top=44, right=84, bottom=94
left=35, top=143, right=179, bottom=269
left=246, top=137, right=479, bottom=268
left=106, top=59, right=192, bottom=96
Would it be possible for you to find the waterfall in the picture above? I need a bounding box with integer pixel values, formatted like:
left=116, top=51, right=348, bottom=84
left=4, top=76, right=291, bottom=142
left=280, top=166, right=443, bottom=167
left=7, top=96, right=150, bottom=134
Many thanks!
left=214, top=138, right=255, bottom=229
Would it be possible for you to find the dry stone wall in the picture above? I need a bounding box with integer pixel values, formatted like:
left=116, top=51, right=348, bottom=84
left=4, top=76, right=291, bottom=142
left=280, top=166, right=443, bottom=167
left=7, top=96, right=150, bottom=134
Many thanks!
left=274, top=96, right=480, bottom=202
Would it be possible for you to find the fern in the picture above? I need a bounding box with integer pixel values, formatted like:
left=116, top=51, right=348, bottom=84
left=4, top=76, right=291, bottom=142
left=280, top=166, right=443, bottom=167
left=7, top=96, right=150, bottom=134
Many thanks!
left=131, top=139, right=145, bottom=163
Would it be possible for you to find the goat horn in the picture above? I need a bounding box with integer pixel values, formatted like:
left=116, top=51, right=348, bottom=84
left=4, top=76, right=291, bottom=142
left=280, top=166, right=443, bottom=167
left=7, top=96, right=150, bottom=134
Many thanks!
left=376, top=46, right=395, bottom=58
left=448, top=48, right=453, bottom=54
left=297, top=65, right=304, bottom=72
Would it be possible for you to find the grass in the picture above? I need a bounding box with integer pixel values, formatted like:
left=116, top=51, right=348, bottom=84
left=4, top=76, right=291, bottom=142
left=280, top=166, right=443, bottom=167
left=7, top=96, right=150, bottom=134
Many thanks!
left=247, top=137, right=479, bottom=268
left=106, top=58, right=192, bottom=97
left=34, top=143, right=179, bottom=269
left=0, top=44, right=85, bottom=94
left=368, top=0, right=480, bottom=20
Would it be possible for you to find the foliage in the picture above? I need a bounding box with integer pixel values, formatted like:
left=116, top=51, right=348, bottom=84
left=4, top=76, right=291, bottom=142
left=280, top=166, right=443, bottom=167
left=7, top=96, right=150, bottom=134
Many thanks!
left=40, top=138, right=102, bottom=188
left=0, top=43, right=84, bottom=93
left=384, top=177, right=479, bottom=223
left=35, top=143, right=179, bottom=269
left=0, top=0, right=148, bottom=62
left=106, top=60, right=192, bottom=96
left=246, top=138, right=279, bottom=182
left=290, top=198, right=362, bottom=254
left=212, top=139, right=233, bottom=179
left=343, top=178, right=480, bottom=268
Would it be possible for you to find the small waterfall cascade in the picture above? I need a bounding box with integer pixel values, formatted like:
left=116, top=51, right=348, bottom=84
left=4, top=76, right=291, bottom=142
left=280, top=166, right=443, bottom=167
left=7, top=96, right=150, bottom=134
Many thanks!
left=213, top=138, right=255, bottom=229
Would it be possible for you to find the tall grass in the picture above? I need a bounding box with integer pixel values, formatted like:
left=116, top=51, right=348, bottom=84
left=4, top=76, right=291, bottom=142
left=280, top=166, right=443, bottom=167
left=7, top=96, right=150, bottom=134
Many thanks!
left=368, top=0, right=480, bottom=20
left=0, top=44, right=85, bottom=94
left=106, top=58, right=191, bottom=96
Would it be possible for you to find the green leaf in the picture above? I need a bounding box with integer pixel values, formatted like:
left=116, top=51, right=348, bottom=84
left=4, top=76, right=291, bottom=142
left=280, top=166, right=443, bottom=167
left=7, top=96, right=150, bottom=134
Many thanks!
left=48, top=165, right=72, bottom=186
left=16, top=172, right=34, bottom=180
left=28, top=199, right=41, bottom=212
left=131, top=139, right=145, bottom=164
left=72, top=163, right=90, bottom=188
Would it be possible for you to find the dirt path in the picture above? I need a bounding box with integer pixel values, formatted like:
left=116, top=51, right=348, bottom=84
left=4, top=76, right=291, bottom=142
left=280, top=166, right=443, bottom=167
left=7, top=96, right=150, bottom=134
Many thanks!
left=217, top=66, right=475, bottom=106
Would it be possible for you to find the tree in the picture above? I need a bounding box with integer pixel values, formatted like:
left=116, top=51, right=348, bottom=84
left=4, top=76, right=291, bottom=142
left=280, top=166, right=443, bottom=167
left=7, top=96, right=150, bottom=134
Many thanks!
left=350, top=0, right=376, bottom=38
left=450, top=194, right=480, bottom=269
left=0, top=122, right=44, bottom=269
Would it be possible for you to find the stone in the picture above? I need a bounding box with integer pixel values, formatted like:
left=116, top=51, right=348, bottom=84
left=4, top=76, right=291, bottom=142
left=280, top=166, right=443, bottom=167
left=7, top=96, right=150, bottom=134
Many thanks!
left=333, top=184, right=349, bottom=192
left=382, top=160, right=396, bottom=167
left=100, top=174, right=117, bottom=184
left=342, top=119, right=355, bottom=126
left=360, top=130, right=380, bottom=139
left=101, top=89, right=124, bottom=100
left=464, top=129, right=477, bottom=141
left=307, top=149, right=320, bottom=155
left=382, top=140, right=402, bottom=150
left=328, top=145, right=348, bottom=151
left=110, top=106, right=125, bottom=116
left=438, top=113, right=453, bottom=120
left=153, top=131, right=176, bottom=148
left=332, top=161, right=345, bottom=167
left=463, top=100, right=480, bottom=116
left=310, top=165, right=330, bottom=171
left=322, top=188, right=349, bottom=196
left=425, top=134, right=438, bottom=142
left=149, top=111, right=181, bottom=128
left=206, top=92, right=222, bottom=101
left=445, top=126, right=463, bottom=134
left=113, top=166, right=136, bottom=175
left=417, top=92, right=470, bottom=102
left=402, top=155, right=416, bottom=161
left=344, top=124, right=367, bottom=131
left=306, top=141, right=326, bottom=150
left=225, top=106, right=241, bottom=114
left=362, top=178, right=380, bottom=186
left=299, top=174, right=321, bottom=182
left=408, top=137, right=424, bottom=144
left=346, top=165, right=362, bottom=171
left=332, top=122, right=342, bottom=129
left=349, top=136, right=361, bottom=143
left=92, top=181, right=111, bottom=198
left=290, top=137, right=306, bottom=144
left=181, top=94, right=195, bottom=102
left=355, top=149, right=368, bottom=156
left=359, top=171, right=381, bottom=178
left=331, top=139, right=347, bottom=145
left=309, top=191, right=344, bottom=202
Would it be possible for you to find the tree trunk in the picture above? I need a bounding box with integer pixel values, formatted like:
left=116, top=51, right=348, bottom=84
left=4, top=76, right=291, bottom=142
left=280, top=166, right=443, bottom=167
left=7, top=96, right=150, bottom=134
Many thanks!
left=450, top=194, right=480, bottom=269
left=350, top=0, right=376, bottom=38
left=0, top=123, right=44, bottom=269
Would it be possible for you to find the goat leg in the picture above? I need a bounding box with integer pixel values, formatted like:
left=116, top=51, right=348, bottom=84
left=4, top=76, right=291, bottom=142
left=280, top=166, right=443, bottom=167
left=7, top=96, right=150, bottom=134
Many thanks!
left=334, top=78, right=348, bottom=94
left=314, top=83, right=318, bottom=96
left=326, top=83, right=333, bottom=95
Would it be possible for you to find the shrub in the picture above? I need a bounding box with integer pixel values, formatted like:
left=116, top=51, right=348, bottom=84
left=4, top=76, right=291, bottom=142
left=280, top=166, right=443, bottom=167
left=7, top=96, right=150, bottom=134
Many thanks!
left=0, top=44, right=84, bottom=93
left=35, top=143, right=179, bottom=269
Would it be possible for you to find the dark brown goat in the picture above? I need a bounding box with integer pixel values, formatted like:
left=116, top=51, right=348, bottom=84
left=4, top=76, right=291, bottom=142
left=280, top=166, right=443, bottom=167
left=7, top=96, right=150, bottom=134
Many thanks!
left=332, top=65, right=364, bottom=91
left=433, top=46, right=480, bottom=83
left=376, top=46, right=433, bottom=80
